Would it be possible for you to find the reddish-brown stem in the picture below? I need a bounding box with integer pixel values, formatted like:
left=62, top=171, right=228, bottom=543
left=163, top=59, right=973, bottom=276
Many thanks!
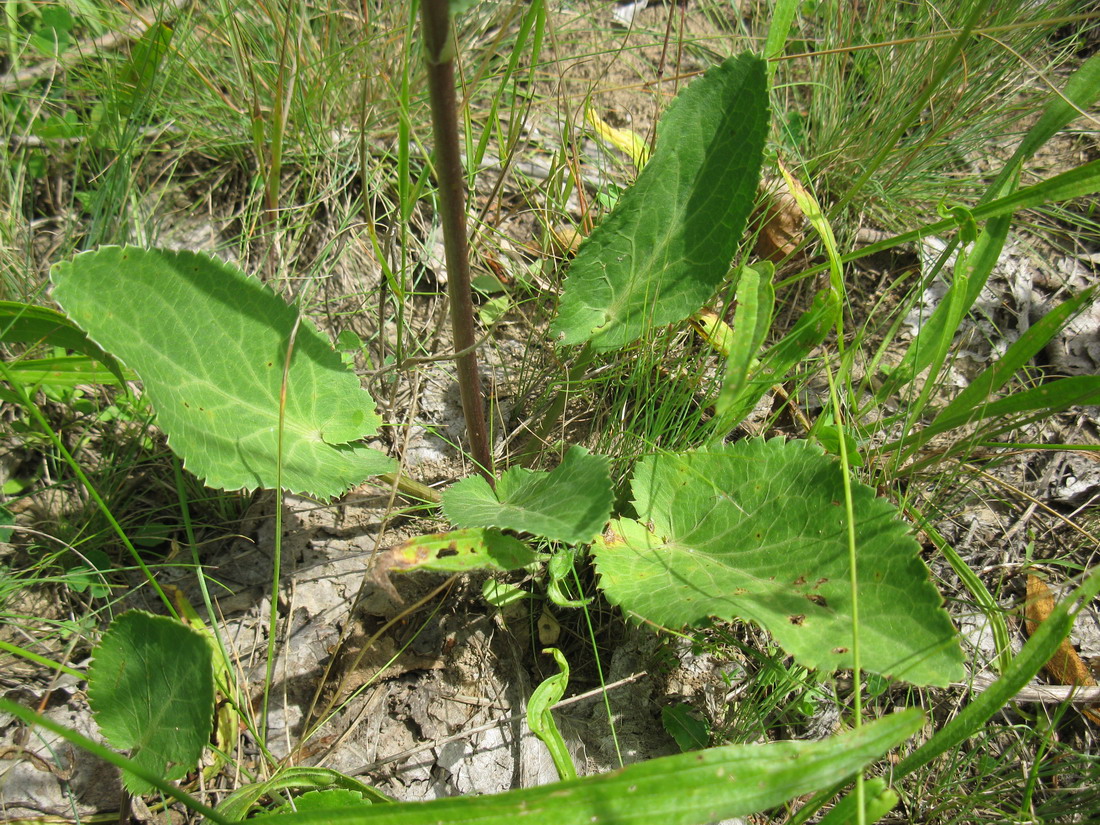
left=420, top=0, right=494, bottom=481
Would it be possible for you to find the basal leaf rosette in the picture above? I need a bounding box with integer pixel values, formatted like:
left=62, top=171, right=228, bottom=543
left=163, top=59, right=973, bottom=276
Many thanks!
left=593, top=439, right=964, bottom=686
left=50, top=246, right=394, bottom=497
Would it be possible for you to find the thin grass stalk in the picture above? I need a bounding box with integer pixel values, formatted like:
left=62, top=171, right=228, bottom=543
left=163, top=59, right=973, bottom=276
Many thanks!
left=828, top=0, right=995, bottom=217
left=0, top=360, right=177, bottom=617
left=420, top=0, right=493, bottom=480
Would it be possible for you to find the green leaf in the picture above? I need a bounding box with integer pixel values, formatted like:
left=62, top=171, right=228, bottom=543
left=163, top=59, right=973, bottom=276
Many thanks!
left=593, top=440, right=964, bottom=686
left=715, top=262, right=775, bottom=416
left=877, top=212, right=1011, bottom=404
left=552, top=53, right=768, bottom=350
left=0, top=301, right=127, bottom=384
left=844, top=157, right=1100, bottom=266
left=763, top=0, right=801, bottom=81
left=87, top=610, right=214, bottom=795
left=987, top=52, right=1100, bottom=198
left=218, top=767, right=391, bottom=821
left=50, top=247, right=394, bottom=497
left=816, top=776, right=898, bottom=825
left=266, top=790, right=375, bottom=816
left=927, top=375, right=1100, bottom=437
left=482, top=578, right=531, bottom=608
left=251, top=710, right=922, bottom=825
left=662, top=704, right=710, bottom=752
left=442, top=446, right=612, bottom=545
left=118, top=23, right=172, bottom=119
left=931, top=287, right=1097, bottom=429
left=3, top=355, right=128, bottom=389
left=715, top=287, right=838, bottom=430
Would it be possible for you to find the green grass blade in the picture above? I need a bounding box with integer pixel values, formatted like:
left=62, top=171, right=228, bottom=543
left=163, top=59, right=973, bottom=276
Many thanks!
left=764, top=0, right=802, bottom=82
left=933, top=376, right=1100, bottom=432
left=887, top=375, right=1100, bottom=459
left=987, top=52, right=1100, bottom=198
left=879, top=212, right=1011, bottom=409
left=929, top=286, right=1097, bottom=429
left=3, top=355, right=128, bottom=389
left=0, top=301, right=127, bottom=383
left=792, top=158, right=1100, bottom=281
left=909, top=510, right=1013, bottom=676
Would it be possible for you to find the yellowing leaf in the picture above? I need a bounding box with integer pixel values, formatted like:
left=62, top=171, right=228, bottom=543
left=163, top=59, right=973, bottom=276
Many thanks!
left=691, top=309, right=736, bottom=357
left=585, top=108, right=650, bottom=168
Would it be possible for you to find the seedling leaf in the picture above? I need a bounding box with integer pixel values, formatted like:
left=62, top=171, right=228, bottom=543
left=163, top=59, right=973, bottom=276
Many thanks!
left=552, top=53, right=768, bottom=350
left=50, top=247, right=394, bottom=498
left=527, top=647, right=576, bottom=780
left=662, top=704, right=710, bottom=752
left=442, top=446, right=612, bottom=545
left=593, top=439, right=964, bottom=686
left=715, top=287, right=839, bottom=429
left=87, top=610, right=214, bottom=795
left=218, top=767, right=391, bottom=821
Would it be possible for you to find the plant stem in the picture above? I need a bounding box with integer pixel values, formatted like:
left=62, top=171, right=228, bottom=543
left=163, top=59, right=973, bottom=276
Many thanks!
left=420, top=0, right=494, bottom=481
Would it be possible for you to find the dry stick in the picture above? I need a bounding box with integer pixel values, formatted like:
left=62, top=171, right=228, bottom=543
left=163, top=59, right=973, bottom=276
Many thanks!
left=420, top=0, right=494, bottom=482
left=964, top=673, right=1100, bottom=705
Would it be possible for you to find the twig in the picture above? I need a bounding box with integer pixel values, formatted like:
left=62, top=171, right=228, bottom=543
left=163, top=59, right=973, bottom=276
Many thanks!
left=965, top=672, right=1100, bottom=705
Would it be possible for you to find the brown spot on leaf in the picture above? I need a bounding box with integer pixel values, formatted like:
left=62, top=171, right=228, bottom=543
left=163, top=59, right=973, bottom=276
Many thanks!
left=832, top=647, right=848, bottom=655
left=806, top=594, right=827, bottom=607
left=437, top=542, right=459, bottom=558
left=789, top=614, right=805, bottom=625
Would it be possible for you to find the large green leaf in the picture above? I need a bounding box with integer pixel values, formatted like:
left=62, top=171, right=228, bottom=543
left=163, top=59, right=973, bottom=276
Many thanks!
left=442, top=445, right=612, bottom=545
left=593, top=439, right=964, bottom=686
left=50, top=247, right=394, bottom=497
left=552, top=53, right=768, bottom=350
left=87, top=610, right=214, bottom=795
left=256, top=710, right=922, bottom=825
